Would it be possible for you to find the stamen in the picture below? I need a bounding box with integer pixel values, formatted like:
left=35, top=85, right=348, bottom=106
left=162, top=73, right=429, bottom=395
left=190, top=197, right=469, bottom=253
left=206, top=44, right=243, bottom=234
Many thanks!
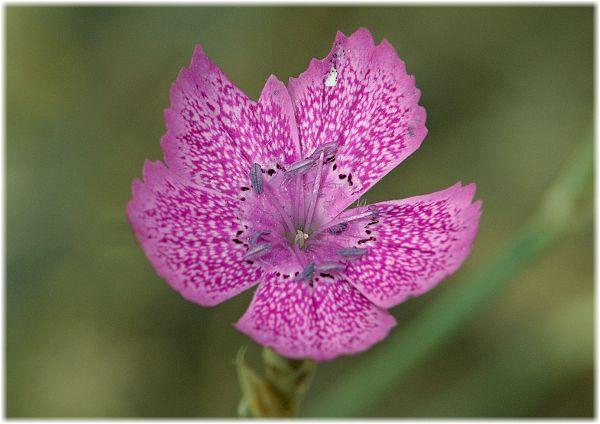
left=315, top=206, right=379, bottom=236
left=250, top=163, right=263, bottom=194
left=304, top=150, right=324, bottom=232
left=338, top=247, right=368, bottom=260
left=262, top=183, right=296, bottom=235
left=244, top=243, right=272, bottom=260
left=249, top=230, right=271, bottom=245
left=367, top=204, right=380, bottom=219
left=293, top=176, right=304, bottom=226
left=310, top=142, right=338, bottom=160
left=327, top=222, right=349, bottom=235
left=285, top=157, right=317, bottom=176
left=295, top=262, right=315, bottom=281
left=317, top=263, right=346, bottom=272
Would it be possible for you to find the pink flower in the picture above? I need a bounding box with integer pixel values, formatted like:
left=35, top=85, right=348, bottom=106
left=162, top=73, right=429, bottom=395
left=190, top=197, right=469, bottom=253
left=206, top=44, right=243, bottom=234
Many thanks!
left=128, top=28, right=481, bottom=361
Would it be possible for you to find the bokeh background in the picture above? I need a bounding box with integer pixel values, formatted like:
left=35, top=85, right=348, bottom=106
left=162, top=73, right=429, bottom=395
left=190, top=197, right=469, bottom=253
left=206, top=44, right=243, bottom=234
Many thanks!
left=6, top=6, right=593, bottom=418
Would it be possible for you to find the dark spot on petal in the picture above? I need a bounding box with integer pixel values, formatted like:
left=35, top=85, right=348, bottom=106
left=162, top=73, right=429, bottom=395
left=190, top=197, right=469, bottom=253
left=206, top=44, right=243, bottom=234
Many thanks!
left=365, top=230, right=371, bottom=235
left=246, top=260, right=254, bottom=265
left=268, top=169, right=276, bottom=176
left=240, top=197, right=246, bottom=201
left=236, top=230, right=244, bottom=236
left=241, top=186, right=250, bottom=191
left=332, top=164, right=337, bottom=171
left=339, top=174, right=347, bottom=179
left=320, top=273, right=335, bottom=279
left=232, top=239, right=243, bottom=244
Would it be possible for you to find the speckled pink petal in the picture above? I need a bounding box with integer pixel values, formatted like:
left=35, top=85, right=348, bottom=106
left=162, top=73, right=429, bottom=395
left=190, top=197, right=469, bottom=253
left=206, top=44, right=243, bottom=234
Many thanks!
left=287, top=28, right=427, bottom=212
left=235, top=272, right=397, bottom=361
left=343, top=183, right=481, bottom=309
left=161, top=45, right=300, bottom=198
left=127, top=160, right=263, bottom=306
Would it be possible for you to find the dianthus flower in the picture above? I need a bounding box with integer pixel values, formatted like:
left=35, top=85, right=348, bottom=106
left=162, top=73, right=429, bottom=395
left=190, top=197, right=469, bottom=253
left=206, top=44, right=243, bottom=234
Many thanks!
left=128, top=28, right=481, bottom=361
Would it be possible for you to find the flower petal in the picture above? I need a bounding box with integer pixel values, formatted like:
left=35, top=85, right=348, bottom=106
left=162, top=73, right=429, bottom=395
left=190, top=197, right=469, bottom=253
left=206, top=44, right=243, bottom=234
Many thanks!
left=127, top=160, right=263, bottom=306
left=235, top=272, right=397, bottom=361
left=161, top=45, right=300, bottom=198
left=257, top=74, right=302, bottom=165
left=287, top=28, right=427, bottom=211
left=343, top=183, right=481, bottom=309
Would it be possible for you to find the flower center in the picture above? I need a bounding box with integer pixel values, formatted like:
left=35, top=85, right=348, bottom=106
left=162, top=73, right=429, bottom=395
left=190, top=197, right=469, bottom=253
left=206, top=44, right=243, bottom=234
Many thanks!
left=239, top=142, right=379, bottom=281
left=294, top=229, right=310, bottom=249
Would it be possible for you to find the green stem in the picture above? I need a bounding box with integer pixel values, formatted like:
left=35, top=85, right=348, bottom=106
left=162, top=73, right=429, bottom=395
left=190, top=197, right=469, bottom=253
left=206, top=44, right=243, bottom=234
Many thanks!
left=305, top=128, right=593, bottom=417
left=235, top=347, right=315, bottom=417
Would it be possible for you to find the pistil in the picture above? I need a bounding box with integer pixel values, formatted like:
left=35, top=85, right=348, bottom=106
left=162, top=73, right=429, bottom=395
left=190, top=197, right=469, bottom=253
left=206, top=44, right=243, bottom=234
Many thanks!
left=294, top=229, right=309, bottom=249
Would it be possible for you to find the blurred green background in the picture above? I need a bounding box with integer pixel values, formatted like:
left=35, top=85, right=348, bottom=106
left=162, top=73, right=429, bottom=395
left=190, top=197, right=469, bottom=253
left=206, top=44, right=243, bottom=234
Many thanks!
left=6, top=6, right=593, bottom=418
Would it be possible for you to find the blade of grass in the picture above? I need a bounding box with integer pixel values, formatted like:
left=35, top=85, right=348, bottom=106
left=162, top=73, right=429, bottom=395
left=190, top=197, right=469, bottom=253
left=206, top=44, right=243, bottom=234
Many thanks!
left=305, top=128, right=593, bottom=417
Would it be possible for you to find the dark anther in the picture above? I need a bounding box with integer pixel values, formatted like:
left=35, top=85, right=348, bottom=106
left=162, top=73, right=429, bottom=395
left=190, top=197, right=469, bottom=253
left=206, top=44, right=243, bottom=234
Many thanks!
left=328, top=222, right=349, bottom=235
left=249, top=230, right=271, bottom=245
left=338, top=247, right=368, bottom=260
left=244, top=243, right=272, bottom=260
left=250, top=163, right=263, bottom=194
left=317, top=263, right=346, bottom=272
left=296, top=262, right=315, bottom=281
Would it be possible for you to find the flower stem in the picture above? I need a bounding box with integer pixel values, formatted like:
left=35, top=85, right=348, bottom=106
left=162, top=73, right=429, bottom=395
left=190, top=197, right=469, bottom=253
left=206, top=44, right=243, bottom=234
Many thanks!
left=304, top=127, right=593, bottom=417
left=235, top=347, right=316, bottom=417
